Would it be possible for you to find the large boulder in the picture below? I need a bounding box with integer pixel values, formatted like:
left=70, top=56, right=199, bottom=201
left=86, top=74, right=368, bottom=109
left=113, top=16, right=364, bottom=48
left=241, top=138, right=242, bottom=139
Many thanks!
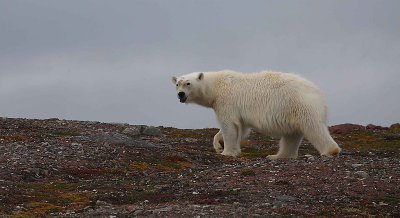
left=143, top=126, right=163, bottom=137
left=366, top=124, right=387, bottom=130
left=122, top=127, right=141, bottom=136
left=329, top=123, right=366, bottom=134
left=122, top=125, right=163, bottom=137
left=390, top=123, right=400, bottom=129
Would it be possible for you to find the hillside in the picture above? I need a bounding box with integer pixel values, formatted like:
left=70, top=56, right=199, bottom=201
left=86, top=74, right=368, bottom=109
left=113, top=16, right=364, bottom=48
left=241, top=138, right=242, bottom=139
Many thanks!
left=0, top=117, right=399, bottom=217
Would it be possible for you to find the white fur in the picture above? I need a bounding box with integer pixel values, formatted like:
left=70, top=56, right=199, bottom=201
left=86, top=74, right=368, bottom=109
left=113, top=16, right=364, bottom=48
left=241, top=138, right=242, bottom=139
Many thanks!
left=172, top=70, right=341, bottom=158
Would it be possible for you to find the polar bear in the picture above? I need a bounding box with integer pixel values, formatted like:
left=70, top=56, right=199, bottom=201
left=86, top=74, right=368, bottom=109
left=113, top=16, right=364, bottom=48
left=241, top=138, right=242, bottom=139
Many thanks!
left=172, top=70, right=341, bottom=159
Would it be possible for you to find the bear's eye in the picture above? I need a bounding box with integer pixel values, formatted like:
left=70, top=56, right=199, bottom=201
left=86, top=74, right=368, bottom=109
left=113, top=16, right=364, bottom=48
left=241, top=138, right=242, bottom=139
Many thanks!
left=187, top=83, right=190, bottom=86
left=176, top=84, right=178, bottom=87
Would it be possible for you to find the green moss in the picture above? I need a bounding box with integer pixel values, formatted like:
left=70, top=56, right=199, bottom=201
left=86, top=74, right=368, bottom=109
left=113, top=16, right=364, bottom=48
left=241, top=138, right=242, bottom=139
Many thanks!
left=156, top=155, right=192, bottom=171
left=126, top=190, right=157, bottom=202
left=19, top=182, right=92, bottom=214
left=380, top=196, right=400, bottom=203
left=332, top=130, right=400, bottom=151
left=241, top=170, right=256, bottom=177
left=241, top=147, right=276, bottom=158
left=29, top=181, right=77, bottom=192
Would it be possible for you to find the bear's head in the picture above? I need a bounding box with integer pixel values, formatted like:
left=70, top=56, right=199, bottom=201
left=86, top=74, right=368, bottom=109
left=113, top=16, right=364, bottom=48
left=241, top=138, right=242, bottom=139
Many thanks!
left=172, top=72, right=204, bottom=103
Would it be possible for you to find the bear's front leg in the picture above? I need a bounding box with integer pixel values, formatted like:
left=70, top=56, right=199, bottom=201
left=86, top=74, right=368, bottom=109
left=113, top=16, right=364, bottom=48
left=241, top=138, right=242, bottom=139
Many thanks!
left=220, top=122, right=241, bottom=157
left=213, top=129, right=224, bottom=153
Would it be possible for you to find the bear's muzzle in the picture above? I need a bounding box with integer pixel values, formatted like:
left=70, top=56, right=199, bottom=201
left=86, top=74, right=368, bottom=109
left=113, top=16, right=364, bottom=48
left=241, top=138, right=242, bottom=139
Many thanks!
left=178, top=92, right=187, bottom=103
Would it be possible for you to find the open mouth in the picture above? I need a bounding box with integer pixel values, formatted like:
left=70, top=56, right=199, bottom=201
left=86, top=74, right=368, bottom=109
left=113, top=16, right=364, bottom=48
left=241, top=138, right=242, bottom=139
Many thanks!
left=179, top=97, right=187, bottom=103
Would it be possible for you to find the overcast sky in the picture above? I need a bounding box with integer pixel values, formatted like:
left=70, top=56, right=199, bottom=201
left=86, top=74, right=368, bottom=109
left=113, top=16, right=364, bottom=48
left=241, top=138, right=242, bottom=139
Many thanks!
left=0, top=1, right=399, bottom=129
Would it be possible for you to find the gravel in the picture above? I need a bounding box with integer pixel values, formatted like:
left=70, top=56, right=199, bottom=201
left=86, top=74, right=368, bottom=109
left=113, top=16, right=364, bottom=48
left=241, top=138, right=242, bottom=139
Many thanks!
left=0, top=117, right=399, bottom=217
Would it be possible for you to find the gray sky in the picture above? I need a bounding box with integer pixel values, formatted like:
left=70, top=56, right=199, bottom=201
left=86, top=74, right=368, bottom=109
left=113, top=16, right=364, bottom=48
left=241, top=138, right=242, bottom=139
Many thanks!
left=1, top=0, right=399, bottom=129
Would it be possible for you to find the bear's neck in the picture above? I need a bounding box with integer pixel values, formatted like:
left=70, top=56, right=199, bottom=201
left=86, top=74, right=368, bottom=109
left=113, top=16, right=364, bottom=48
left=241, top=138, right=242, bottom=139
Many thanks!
left=192, top=77, right=217, bottom=109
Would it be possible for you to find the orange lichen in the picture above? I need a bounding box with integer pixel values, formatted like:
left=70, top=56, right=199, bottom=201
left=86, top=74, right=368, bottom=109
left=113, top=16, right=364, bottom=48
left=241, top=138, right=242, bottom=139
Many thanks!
left=240, top=140, right=253, bottom=146
left=240, top=147, right=276, bottom=159
left=24, top=202, right=63, bottom=213
left=157, top=155, right=192, bottom=171
left=0, top=134, right=30, bottom=142
left=58, top=192, right=91, bottom=209
left=13, top=210, right=36, bottom=217
left=130, top=161, right=149, bottom=172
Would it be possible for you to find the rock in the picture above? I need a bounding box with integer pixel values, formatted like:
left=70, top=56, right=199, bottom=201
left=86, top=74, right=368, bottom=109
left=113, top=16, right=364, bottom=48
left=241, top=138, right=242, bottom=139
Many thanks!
left=379, top=202, right=389, bottom=206
left=375, top=126, right=386, bottom=130
left=390, top=123, right=400, bottom=129
left=366, top=124, right=377, bottom=129
left=28, top=168, right=40, bottom=175
left=185, top=137, right=198, bottom=142
left=152, top=207, right=173, bottom=214
left=46, top=118, right=59, bottom=121
left=76, top=131, right=159, bottom=147
left=276, top=195, right=297, bottom=202
left=304, top=154, right=315, bottom=161
left=90, top=132, right=136, bottom=144
left=96, top=200, right=109, bottom=206
left=351, top=164, right=363, bottom=168
left=382, top=133, right=400, bottom=140
left=329, top=124, right=366, bottom=134
left=365, top=124, right=387, bottom=130
left=354, top=171, right=368, bottom=178
left=122, top=127, right=141, bottom=136
left=143, top=126, right=163, bottom=136
left=272, top=201, right=283, bottom=207
left=133, top=209, right=143, bottom=216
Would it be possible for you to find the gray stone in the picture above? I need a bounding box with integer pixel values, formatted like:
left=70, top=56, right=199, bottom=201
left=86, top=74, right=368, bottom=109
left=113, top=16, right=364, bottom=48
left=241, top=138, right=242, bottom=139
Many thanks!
left=96, top=200, right=109, bottom=206
left=305, top=154, right=315, bottom=161
left=122, top=127, right=141, bottom=136
left=351, top=164, right=363, bottom=168
left=143, top=126, right=162, bottom=136
left=133, top=210, right=143, bottom=216
left=152, top=207, right=173, bottom=214
left=91, top=132, right=136, bottom=144
left=29, top=168, right=40, bottom=175
left=185, top=137, right=198, bottom=142
left=354, top=171, right=368, bottom=178
left=276, top=195, right=297, bottom=202
left=272, top=201, right=283, bottom=207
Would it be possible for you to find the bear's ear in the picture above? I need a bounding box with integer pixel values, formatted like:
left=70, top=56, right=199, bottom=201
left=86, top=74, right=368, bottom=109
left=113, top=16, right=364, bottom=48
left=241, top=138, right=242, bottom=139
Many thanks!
left=197, top=73, right=204, bottom=81
left=172, top=76, right=177, bottom=84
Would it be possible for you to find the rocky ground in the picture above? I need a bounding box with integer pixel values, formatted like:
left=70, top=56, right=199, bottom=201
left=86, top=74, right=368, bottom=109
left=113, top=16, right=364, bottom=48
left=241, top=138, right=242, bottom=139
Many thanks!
left=0, top=117, right=399, bottom=217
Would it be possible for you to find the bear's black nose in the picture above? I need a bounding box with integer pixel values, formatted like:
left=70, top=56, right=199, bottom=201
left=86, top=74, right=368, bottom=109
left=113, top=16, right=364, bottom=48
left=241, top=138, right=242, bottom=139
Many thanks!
left=178, top=92, right=185, bottom=98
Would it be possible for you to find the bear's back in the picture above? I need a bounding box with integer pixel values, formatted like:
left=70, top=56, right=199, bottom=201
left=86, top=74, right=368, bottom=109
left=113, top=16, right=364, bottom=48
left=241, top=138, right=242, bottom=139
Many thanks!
left=213, top=70, right=320, bottom=93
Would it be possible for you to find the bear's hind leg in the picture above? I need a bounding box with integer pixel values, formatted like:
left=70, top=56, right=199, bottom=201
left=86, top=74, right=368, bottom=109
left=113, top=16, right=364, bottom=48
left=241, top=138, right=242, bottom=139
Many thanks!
left=304, top=126, right=341, bottom=156
left=213, top=130, right=224, bottom=153
left=268, top=133, right=303, bottom=160
left=241, top=127, right=251, bottom=140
